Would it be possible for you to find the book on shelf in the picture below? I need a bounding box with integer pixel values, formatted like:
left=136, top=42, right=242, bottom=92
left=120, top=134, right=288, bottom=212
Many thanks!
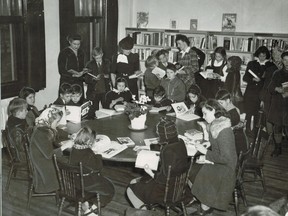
left=135, top=150, right=160, bottom=171
left=223, top=37, right=231, bottom=50
left=171, top=102, right=200, bottom=121
left=152, top=66, right=166, bottom=79
left=117, top=137, right=135, bottom=147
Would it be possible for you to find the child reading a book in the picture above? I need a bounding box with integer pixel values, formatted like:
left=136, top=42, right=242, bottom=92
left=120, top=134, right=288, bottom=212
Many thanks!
left=6, top=98, right=29, bottom=162
left=53, top=83, right=73, bottom=105
left=203, top=47, right=228, bottom=99
left=69, top=126, right=115, bottom=209
left=185, top=84, right=205, bottom=117
left=155, top=49, right=174, bottom=71
left=243, top=46, right=273, bottom=137
left=85, top=47, right=111, bottom=119
left=19, top=86, right=41, bottom=127
left=143, top=55, right=162, bottom=98
left=68, top=84, right=87, bottom=106
left=152, top=86, right=172, bottom=108
left=104, top=77, right=133, bottom=109
left=215, top=89, right=247, bottom=155
left=160, top=64, right=186, bottom=102
left=126, top=118, right=192, bottom=209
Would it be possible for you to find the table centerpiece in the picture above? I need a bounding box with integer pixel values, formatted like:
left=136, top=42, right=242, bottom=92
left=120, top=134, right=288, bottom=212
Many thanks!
left=125, top=95, right=151, bottom=130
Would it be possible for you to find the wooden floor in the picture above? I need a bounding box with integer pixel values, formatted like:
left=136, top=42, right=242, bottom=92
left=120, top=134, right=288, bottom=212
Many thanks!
left=1, top=141, right=288, bottom=216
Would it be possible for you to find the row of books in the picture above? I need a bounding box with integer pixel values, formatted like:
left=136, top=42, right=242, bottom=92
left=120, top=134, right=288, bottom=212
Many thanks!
left=222, top=36, right=254, bottom=52
left=132, top=47, right=177, bottom=62
left=255, top=38, right=288, bottom=51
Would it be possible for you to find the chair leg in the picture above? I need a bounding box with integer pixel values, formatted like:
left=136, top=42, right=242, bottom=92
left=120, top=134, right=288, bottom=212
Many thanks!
left=234, top=188, right=239, bottom=216
left=5, top=166, right=15, bottom=193
left=165, top=206, right=170, bottom=216
left=260, top=168, right=266, bottom=192
left=181, top=201, right=188, bottom=216
left=78, top=201, right=82, bottom=216
left=240, top=183, right=248, bottom=207
left=58, top=197, right=65, bottom=216
left=27, top=182, right=33, bottom=209
left=97, top=193, right=101, bottom=216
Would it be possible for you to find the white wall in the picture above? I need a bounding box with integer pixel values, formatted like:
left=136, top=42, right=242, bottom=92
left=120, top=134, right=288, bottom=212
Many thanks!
left=118, top=0, right=288, bottom=36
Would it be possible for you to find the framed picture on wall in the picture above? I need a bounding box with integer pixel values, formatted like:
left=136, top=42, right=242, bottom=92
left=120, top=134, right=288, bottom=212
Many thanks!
left=137, top=12, right=149, bottom=28
left=170, top=20, right=177, bottom=29
left=190, top=19, right=198, bottom=31
left=222, top=13, right=236, bottom=32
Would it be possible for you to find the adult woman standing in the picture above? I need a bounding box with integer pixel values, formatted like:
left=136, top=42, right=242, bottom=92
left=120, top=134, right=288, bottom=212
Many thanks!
left=29, top=108, right=73, bottom=193
left=190, top=99, right=237, bottom=214
left=111, top=35, right=141, bottom=98
left=58, top=34, right=87, bottom=95
left=175, top=34, right=199, bottom=89
left=243, top=46, right=273, bottom=137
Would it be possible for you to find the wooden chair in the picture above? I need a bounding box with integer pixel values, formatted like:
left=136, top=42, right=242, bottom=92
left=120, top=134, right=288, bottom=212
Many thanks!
left=23, top=135, right=58, bottom=209
left=53, top=154, right=101, bottom=216
left=2, top=129, right=30, bottom=193
left=243, top=110, right=270, bottom=192
left=141, top=163, right=192, bottom=216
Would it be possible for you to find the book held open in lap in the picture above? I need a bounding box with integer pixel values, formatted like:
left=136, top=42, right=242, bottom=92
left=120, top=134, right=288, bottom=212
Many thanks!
left=171, top=102, right=200, bottom=121
left=151, top=66, right=166, bottom=79
left=200, top=69, right=221, bottom=79
left=135, top=150, right=160, bottom=171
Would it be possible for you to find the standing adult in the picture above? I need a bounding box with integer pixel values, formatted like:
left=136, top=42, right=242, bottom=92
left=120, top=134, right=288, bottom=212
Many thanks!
left=267, top=51, right=288, bottom=157
left=175, top=34, right=199, bottom=89
left=58, top=34, right=87, bottom=96
left=111, top=35, right=141, bottom=98
left=243, top=46, right=273, bottom=137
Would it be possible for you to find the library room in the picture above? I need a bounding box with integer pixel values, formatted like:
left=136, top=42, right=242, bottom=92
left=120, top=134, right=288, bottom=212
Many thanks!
left=1, top=0, right=288, bottom=215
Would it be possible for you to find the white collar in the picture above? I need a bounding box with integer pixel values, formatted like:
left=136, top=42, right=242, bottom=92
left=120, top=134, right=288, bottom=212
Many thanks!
left=256, top=58, right=269, bottom=66
left=180, top=46, right=190, bottom=54
left=112, top=87, right=129, bottom=94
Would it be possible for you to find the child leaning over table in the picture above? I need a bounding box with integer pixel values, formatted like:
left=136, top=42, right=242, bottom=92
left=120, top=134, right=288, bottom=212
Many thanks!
left=53, top=83, right=73, bottom=105
left=68, top=84, right=88, bottom=106
left=85, top=47, right=111, bottom=119
left=152, top=86, right=172, bottom=113
left=69, top=126, right=115, bottom=212
left=160, top=64, right=186, bottom=103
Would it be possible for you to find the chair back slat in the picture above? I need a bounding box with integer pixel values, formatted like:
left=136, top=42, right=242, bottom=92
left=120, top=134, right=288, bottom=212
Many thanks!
left=53, top=155, right=85, bottom=201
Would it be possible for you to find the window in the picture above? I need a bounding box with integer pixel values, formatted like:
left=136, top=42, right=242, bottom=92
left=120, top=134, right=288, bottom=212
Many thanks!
left=0, top=0, right=46, bottom=99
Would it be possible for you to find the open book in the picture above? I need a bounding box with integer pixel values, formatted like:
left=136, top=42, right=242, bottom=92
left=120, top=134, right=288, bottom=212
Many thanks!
left=152, top=66, right=166, bottom=79
left=171, top=102, right=200, bottom=121
left=50, top=105, right=67, bottom=125
left=65, top=101, right=92, bottom=123
left=117, top=137, right=135, bottom=147
left=135, top=150, right=160, bottom=171
left=95, top=108, right=122, bottom=119
left=149, top=106, right=168, bottom=113
left=200, top=69, right=220, bottom=79
left=184, top=129, right=203, bottom=141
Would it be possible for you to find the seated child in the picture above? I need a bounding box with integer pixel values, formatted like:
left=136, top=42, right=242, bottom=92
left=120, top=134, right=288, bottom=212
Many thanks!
left=53, top=83, right=72, bottom=105
left=160, top=64, right=186, bottom=102
left=68, top=84, right=87, bottom=106
left=155, top=49, right=174, bottom=71
left=6, top=98, right=29, bottom=162
left=126, top=118, right=192, bottom=208
left=85, top=47, right=111, bottom=118
left=216, top=89, right=247, bottom=155
left=69, top=126, right=115, bottom=209
left=143, top=55, right=161, bottom=98
left=19, top=86, right=41, bottom=127
left=185, top=84, right=205, bottom=117
left=104, top=77, right=132, bottom=109
left=152, top=86, right=172, bottom=108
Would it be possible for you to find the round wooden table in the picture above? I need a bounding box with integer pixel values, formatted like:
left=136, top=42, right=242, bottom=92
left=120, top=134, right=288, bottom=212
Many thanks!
left=65, top=112, right=201, bottom=162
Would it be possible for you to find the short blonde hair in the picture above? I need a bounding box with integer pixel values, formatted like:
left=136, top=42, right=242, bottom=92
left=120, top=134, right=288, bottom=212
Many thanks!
left=74, top=126, right=96, bottom=148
